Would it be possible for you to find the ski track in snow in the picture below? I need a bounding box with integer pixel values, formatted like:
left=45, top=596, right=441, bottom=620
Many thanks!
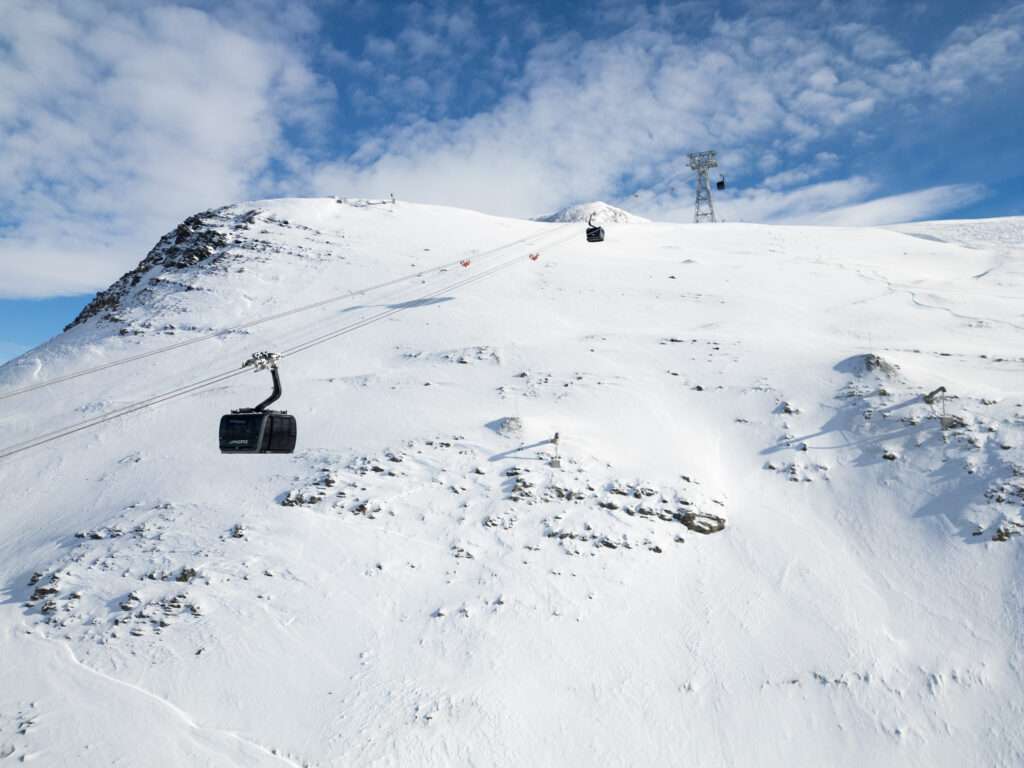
left=58, top=641, right=305, bottom=768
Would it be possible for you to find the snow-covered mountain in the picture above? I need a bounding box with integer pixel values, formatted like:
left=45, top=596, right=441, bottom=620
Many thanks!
left=1, top=197, right=1023, bottom=766
left=534, top=200, right=649, bottom=224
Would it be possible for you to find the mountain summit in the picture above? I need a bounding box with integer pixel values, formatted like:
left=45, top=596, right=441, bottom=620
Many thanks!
left=534, top=200, right=649, bottom=225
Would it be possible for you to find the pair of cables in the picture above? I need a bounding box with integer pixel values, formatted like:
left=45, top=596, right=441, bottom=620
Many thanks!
left=0, top=222, right=575, bottom=403
left=0, top=227, right=579, bottom=460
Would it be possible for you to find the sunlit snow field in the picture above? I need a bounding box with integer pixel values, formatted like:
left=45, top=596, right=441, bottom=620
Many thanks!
left=1, top=198, right=1022, bottom=766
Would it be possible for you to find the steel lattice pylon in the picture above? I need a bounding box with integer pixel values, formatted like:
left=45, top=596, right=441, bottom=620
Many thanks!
left=688, top=150, right=718, bottom=224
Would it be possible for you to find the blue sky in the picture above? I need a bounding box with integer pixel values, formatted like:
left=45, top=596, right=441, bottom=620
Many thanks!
left=1, top=0, right=1023, bottom=360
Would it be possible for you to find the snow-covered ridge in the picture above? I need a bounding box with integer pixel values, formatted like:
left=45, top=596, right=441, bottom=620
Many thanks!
left=67, top=206, right=252, bottom=331
left=534, top=200, right=649, bottom=225
left=2, top=200, right=1024, bottom=766
left=890, top=215, right=1024, bottom=248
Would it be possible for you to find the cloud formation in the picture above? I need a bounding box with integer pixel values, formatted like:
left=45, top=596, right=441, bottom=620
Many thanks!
left=0, top=0, right=331, bottom=297
left=799, top=184, right=988, bottom=226
left=1, top=1, right=1022, bottom=297
left=313, top=3, right=1024, bottom=223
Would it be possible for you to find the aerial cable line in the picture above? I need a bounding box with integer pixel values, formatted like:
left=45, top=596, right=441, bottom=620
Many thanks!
left=0, top=254, right=529, bottom=459
left=0, top=223, right=575, bottom=402
left=240, top=228, right=575, bottom=359
left=0, top=269, right=440, bottom=402
left=273, top=229, right=577, bottom=360
left=0, top=236, right=574, bottom=461
left=0, top=223, right=573, bottom=401
left=0, top=368, right=249, bottom=460
left=281, top=248, right=553, bottom=359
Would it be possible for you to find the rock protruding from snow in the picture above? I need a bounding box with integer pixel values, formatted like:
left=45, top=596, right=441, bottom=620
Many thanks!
left=534, top=201, right=649, bottom=225
left=834, top=353, right=899, bottom=377
left=65, top=206, right=260, bottom=331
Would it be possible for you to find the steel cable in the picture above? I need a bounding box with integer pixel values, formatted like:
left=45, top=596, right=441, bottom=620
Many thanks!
left=0, top=223, right=574, bottom=402
left=0, top=229, right=578, bottom=460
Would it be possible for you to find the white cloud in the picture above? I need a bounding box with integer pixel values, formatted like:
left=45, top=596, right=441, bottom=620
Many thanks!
left=0, top=0, right=331, bottom=298
left=341, top=2, right=487, bottom=122
left=303, top=12, right=888, bottom=217
left=311, top=6, right=1015, bottom=221
left=322, top=44, right=374, bottom=75
left=312, top=5, right=1021, bottom=224
left=929, top=4, right=1024, bottom=95
left=364, top=34, right=398, bottom=60
left=633, top=177, right=985, bottom=227
left=2, top=1, right=1022, bottom=299
left=315, top=18, right=826, bottom=214
left=833, top=23, right=905, bottom=62
left=664, top=176, right=879, bottom=224
left=796, top=183, right=987, bottom=226
left=762, top=152, right=841, bottom=190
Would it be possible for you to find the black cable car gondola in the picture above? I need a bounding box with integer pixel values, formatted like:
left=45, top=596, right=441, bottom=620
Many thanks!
left=219, top=352, right=297, bottom=454
left=716, top=175, right=727, bottom=191
left=586, top=213, right=605, bottom=243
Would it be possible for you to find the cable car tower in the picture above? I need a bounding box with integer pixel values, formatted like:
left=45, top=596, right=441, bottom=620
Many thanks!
left=688, top=150, right=719, bottom=223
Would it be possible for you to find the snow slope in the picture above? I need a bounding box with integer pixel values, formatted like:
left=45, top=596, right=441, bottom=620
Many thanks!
left=534, top=200, right=650, bottom=225
left=1, top=199, right=1023, bottom=766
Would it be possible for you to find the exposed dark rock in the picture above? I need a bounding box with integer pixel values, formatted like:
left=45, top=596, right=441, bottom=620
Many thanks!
left=282, top=488, right=326, bottom=507
left=30, top=584, right=59, bottom=602
left=836, top=353, right=899, bottom=377
left=65, top=207, right=252, bottom=330
left=992, top=523, right=1023, bottom=542
left=679, top=512, right=726, bottom=535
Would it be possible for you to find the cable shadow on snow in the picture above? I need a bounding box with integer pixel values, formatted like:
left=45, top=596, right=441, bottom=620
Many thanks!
left=762, top=395, right=927, bottom=466
left=488, top=438, right=554, bottom=463
left=913, top=433, right=1019, bottom=544
left=760, top=354, right=1018, bottom=544
left=334, top=303, right=367, bottom=314
left=1, top=532, right=82, bottom=609
left=329, top=296, right=455, bottom=315
left=385, top=297, right=454, bottom=310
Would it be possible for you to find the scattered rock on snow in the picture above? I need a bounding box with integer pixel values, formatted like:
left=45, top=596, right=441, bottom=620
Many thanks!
left=679, top=512, right=726, bottom=535
left=489, top=416, right=523, bottom=437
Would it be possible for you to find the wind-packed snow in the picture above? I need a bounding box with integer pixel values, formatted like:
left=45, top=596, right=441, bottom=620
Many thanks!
left=1, top=198, right=1023, bottom=766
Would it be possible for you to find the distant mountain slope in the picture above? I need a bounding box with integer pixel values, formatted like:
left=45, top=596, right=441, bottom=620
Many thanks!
left=890, top=216, right=1024, bottom=249
left=1, top=200, right=1023, bottom=767
left=534, top=200, right=650, bottom=224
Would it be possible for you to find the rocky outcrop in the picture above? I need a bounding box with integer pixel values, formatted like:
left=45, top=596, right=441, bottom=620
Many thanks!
left=65, top=206, right=258, bottom=330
